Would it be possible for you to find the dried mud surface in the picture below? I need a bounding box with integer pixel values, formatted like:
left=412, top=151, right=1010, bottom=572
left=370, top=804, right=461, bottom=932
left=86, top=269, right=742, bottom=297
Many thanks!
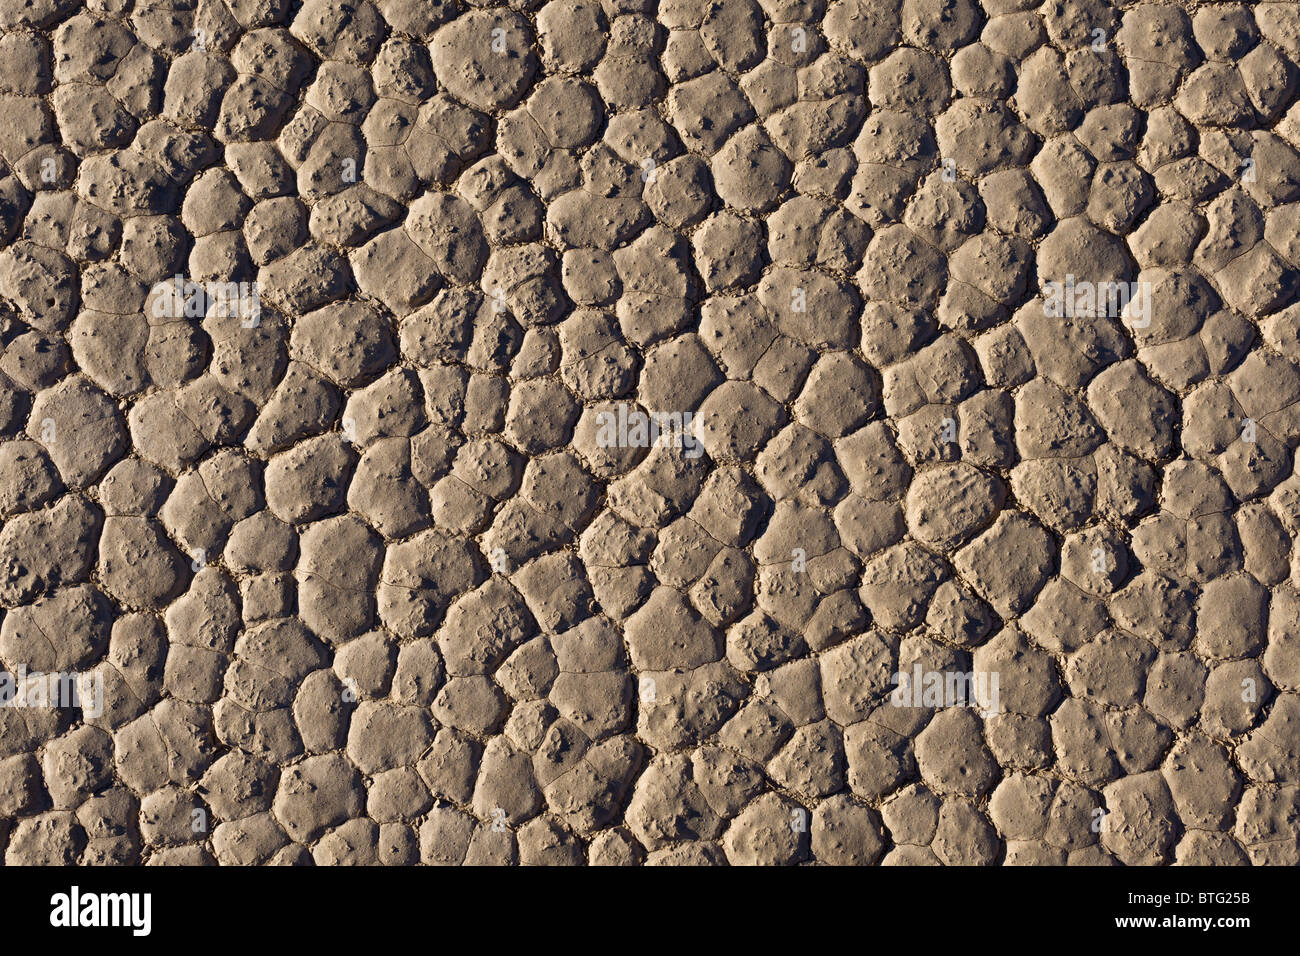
left=1, top=0, right=1300, bottom=866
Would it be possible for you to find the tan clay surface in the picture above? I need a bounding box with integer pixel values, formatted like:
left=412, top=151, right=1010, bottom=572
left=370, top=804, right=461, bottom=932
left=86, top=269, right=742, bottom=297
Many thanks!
left=0, top=0, right=1299, bottom=866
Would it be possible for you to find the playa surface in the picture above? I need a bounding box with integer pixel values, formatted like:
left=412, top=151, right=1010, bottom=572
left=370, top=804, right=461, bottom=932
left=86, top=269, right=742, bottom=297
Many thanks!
left=0, top=0, right=1298, bottom=865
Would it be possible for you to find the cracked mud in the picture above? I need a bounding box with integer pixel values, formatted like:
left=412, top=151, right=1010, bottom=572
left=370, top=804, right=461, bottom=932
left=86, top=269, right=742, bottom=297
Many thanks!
left=1, top=0, right=1299, bottom=866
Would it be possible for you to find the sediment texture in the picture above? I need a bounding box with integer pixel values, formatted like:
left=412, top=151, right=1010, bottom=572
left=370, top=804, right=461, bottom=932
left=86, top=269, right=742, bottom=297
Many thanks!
left=1, top=0, right=1299, bottom=866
